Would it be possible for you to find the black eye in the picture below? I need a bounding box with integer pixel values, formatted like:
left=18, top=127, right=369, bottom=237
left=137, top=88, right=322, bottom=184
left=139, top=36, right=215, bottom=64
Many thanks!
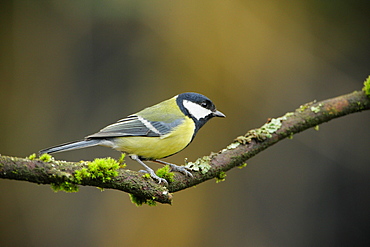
left=201, top=101, right=208, bottom=108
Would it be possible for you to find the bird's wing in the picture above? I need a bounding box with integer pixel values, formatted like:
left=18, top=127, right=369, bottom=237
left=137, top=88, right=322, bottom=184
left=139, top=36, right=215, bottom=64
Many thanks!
left=86, top=115, right=183, bottom=139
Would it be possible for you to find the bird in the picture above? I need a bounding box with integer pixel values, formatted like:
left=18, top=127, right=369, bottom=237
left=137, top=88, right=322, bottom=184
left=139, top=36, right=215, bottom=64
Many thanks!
left=40, top=92, right=225, bottom=184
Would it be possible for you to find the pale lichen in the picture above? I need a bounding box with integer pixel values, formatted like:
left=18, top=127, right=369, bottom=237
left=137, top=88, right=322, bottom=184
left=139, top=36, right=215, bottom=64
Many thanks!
left=311, top=103, right=323, bottom=113
left=185, top=156, right=212, bottom=174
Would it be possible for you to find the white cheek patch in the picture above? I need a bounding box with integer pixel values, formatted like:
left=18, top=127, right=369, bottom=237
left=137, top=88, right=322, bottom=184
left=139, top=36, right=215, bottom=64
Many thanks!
left=183, top=100, right=212, bottom=120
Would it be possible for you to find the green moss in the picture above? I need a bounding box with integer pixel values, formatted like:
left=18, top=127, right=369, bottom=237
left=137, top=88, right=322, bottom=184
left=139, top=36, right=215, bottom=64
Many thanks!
left=156, top=165, right=175, bottom=183
left=129, top=194, right=157, bottom=206
left=215, top=171, right=227, bottom=183
left=50, top=156, right=123, bottom=193
left=27, top=153, right=37, bottom=160
left=74, top=168, right=90, bottom=183
left=362, top=75, right=370, bottom=97
left=185, top=156, right=212, bottom=174
left=85, top=157, right=120, bottom=183
left=142, top=173, right=151, bottom=179
left=238, top=163, right=247, bottom=169
left=39, top=153, right=53, bottom=162
left=51, top=182, right=79, bottom=193
left=118, top=153, right=127, bottom=167
left=314, top=125, right=320, bottom=131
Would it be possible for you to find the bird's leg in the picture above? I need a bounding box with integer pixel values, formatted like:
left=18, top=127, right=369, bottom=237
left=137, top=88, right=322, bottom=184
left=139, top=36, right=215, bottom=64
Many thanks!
left=129, top=155, right=168, bottom=185
left=153, top=159, right=193, bottom=177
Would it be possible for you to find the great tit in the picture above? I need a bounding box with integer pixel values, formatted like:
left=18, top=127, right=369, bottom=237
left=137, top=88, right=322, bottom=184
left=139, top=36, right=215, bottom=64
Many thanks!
left=40, top=92, right=225, bottom=184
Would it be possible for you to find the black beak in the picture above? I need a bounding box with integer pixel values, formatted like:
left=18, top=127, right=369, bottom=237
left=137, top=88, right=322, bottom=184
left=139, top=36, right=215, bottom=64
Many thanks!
left=213, top=110, right=226, bottom=118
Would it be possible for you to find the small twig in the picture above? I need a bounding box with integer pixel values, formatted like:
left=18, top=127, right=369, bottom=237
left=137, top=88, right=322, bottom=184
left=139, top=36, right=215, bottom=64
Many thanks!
left=1, top=88, right=369, bottom=204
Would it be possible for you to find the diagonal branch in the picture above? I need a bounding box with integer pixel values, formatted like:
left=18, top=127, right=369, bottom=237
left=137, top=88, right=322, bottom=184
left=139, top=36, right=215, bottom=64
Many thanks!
left=1, top=88, right=369, bottom=205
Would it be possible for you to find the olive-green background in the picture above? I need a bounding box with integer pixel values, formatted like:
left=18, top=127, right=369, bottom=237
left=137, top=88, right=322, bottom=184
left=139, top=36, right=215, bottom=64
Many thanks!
left=1, top=1, right=369, bottom=246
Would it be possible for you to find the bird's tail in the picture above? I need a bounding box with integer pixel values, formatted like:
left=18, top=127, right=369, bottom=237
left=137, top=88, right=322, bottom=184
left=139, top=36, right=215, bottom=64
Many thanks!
left=39, top=139, right=102, bottom=154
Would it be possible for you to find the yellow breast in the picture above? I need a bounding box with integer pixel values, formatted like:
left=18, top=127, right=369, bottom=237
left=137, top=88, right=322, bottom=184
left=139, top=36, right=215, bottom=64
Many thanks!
left=111, top=117, right=195, bottom=159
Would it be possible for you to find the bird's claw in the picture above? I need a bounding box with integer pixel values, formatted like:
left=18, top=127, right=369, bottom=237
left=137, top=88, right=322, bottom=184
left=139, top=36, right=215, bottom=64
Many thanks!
left=154, top=159, right=193, bottom=177
left=168, top=164, right=193, bottom=177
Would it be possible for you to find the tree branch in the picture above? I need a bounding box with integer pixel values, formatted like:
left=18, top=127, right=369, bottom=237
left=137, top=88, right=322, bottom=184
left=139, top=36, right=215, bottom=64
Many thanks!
left=1, top=89, right=369, bottom=205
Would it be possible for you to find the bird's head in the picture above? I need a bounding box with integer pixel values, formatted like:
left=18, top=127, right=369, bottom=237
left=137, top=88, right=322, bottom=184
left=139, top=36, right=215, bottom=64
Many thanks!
left=176, top=92, right=225, bottom=131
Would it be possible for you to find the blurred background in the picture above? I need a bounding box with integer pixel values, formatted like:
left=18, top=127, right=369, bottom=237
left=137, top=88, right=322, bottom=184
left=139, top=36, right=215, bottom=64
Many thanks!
left=1, top=0, right=369, bottom=246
